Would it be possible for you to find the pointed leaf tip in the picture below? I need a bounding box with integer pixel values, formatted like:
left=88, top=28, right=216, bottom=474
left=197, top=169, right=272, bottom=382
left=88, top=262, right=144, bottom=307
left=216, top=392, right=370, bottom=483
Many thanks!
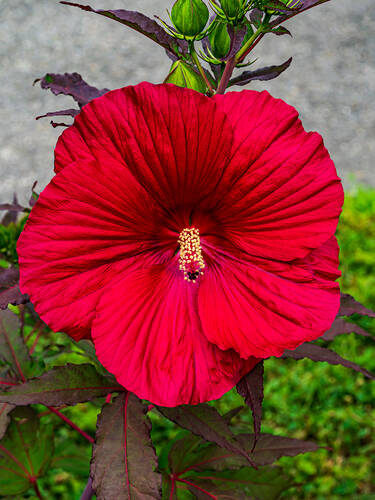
left=91, top=392, right=161, bottom=499
left=236, top=361, right=264, bottom=451
left=282, top=343, right=375, bottom=380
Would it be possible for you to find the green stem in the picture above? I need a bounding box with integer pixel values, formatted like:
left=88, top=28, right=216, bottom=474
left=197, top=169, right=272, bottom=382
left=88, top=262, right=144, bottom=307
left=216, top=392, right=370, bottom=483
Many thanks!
left=190, top=46, right=215, bottom=95
left=235, top=24, right=265, bottom=63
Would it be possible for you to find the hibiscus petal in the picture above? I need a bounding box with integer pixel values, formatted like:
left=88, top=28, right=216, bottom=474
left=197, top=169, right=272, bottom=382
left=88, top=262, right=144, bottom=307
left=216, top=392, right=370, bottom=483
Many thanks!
left=198, top=237, right=340, bottom=358
left=214, top=90, right=343, bottom=261
left=54, top=82, right=234, bottom=212
left=91, top=264, right=258, bottom=406
left=17, top=157, right=166, bottom=340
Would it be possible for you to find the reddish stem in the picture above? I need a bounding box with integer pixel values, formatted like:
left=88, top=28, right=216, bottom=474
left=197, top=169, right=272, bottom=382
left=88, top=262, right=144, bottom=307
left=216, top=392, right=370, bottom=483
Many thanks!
left=216, top=57, right=237, bottom=94
left=237, top=33, right=264, bottom=63
left=0, top=380, right=18, bottom=386
left=177, top=478, right=217, bottom=499
left=47, top=406, right=94, bottom=444
left=32, top=479, right=44, bottom=500
left=0, top=442, right=31, bottom=477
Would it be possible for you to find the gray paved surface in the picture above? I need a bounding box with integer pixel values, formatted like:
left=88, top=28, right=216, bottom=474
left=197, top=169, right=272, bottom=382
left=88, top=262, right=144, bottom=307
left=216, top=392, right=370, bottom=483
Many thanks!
left=1, top=0, right=374, bottom=204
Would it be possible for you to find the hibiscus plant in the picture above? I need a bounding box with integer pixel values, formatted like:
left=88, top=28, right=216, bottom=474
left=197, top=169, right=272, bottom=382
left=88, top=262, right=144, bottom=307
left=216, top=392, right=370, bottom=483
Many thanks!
left=0, top=0, right=374, bottom=499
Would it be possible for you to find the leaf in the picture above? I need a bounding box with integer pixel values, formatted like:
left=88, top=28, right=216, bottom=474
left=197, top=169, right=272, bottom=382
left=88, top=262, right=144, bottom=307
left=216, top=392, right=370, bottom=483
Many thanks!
left=34, top=72, right=109, bottom=108
left=322, top=317, right=373, bottom=341
left=35, top=108, right=80, bottom=128
left=51, top=441, right=91, bottom=476
left=91, top=392, right=161, bottom=500
left=0, top=309, right=30, bottom=379
left=60, top=2, right=188, bottom=57
left=36, top=109, right=79, bottom=120
left=165, top=431, right=318, bottom=473
left=158, top=404, right=257, bottom=468
left=225, top=24, right=247, bottom=60
left=238, top=433, right=318, bottom=466
left=338, top=293, right=375, bottom=318
left=0, top=406, right=54, bottom=496
left=249, top=8, right=263, bottom=27
left=282, top=343, right=375, bottom=380
left=161, top=431, right=316, bottom=499
left=0, top=364, right=123, bottom=406
left=271, top=26, right=292, bottom=36
left=262, top=0, right=295, bottom=11
left=183, top=466, right=291, bottom=500
left=0, top=267, right=29, bottom=310
left=0, top=195, right=27, bottom=226
left=0, top=404, right=15, bottom=440
left=229, top=57, right=292, bottom=86
left=236, top=361, right=264, bottom=451
left=270, top=0, right=332, bottom=27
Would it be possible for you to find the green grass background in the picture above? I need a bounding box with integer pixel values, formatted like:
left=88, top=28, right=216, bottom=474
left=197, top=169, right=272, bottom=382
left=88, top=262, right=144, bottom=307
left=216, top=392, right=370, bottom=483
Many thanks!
left=2, top=186, right=375, bottom=499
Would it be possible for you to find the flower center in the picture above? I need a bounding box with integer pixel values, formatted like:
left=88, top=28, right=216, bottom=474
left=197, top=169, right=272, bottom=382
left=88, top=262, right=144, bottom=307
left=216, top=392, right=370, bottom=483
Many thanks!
left=178, top=228, right=205, bottom=283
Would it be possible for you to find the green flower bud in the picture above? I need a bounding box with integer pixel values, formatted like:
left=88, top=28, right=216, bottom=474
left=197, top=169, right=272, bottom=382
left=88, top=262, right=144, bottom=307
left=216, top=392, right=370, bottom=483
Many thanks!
left=208, top=22, right=231, bottom=60
left=164, top=60, right=207, bottom=93
left=171, top=0, right=209, bottom=37
left=219, top=0, right=243, bottom=19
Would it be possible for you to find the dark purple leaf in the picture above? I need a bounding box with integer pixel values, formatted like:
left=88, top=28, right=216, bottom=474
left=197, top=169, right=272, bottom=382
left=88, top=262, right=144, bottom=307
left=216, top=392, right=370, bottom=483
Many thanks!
left=91, top=392, right=161, bottom=500
left=50, top=121, right=70, bottom=128
left=225, top=24, right=247, bottom=60
left=0, top=364, right=123, bottom=406
left=1, top=195, right=26, bottom=225
left=322, top=317, right=373, bottom=341
left=229, top=56, right=292, bottom=86
left=271, top=26, right=292, bottom=36
left=61, top=2, right=188, bottom=57
left=249, top=8, right=263, bottom=27
left=236, top=361, right=264, bottom=451
left=29, top=181, right=38, bottom=208
left=339, top=293, right=375, bottom=318
left=0, top=203, right=27, bottom=213
left=271, top=0, right=332, bottom=27
left=0, top=267, right=29, bottom=310
left=36, top=108, right=79, bottom=121
left=158, top=404, right=257, bottom=468
left=34, top=72, right=109, bottom=107
left=282, top=343, right=375, bottom=380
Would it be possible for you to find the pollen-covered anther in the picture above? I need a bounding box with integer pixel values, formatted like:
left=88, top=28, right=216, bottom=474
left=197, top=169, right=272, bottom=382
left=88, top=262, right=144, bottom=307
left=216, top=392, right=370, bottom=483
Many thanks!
left=178, top=228, right=205, bottom=283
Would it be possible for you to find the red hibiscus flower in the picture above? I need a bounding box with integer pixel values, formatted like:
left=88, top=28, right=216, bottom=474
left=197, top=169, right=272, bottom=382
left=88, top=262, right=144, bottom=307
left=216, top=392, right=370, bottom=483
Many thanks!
left=17, top=82, right=343, bottom=406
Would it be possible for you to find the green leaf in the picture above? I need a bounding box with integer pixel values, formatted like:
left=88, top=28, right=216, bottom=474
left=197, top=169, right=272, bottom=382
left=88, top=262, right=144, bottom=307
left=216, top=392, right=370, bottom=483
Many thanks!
left=0, top=406, right=54, bottom=496
left=183, top=466, right=290, bottom=499
left=0, top=309, right=30, bottom=379
left=0, top=364, right=123, bottom=406
left=51, top=441, right=91, bottom=476
left=91, top=392, right=162, bottom=499
left=159, top=404, right=256, bottom=467
left=163, top=432, right=318, bottom=476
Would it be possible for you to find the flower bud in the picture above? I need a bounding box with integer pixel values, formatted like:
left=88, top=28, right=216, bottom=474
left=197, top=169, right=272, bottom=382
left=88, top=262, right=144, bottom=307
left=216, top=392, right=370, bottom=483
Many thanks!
left=208, top=22, right=231, bottom=60
left=219, top=0, right=243, bottom=19
left=171, top=0, right=209, bottom=37
left=164, top=60, right=207, bottom=93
